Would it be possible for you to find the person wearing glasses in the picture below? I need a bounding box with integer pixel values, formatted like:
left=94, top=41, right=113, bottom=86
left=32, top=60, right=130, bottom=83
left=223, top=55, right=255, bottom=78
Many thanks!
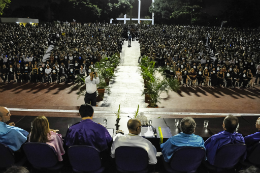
left=111, top=119, right=157, bottom=164
left=0, top=107, right=29, bottom=160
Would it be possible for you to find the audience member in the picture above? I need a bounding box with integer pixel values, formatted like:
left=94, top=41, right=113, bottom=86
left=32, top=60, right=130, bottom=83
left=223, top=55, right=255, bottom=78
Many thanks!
left=239, top=165, right=260, bottom=173
left=161, top=117, right=205, bottom=162
left=29, top=116, right=65, bottom=161
left=205, top=115, right=245, bottom=165
left=4, top=166, right=29, bottom=173
left=244, top=117, right=260, bottom=153
left=139, top=25, right=260, bottom=88
left=1, top=22, right=259, bottom=89
left=111, top=118, right=157, bottom=164
left=65, top=104, right=112, bottom=155
left=0, top=107, right=28, bottom=152
left=85, top=72, right=99, bottom=106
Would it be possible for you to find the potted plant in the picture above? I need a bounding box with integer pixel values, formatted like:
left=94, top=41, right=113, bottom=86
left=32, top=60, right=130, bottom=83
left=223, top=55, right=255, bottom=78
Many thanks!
left=115, top=104, right=121, bottom=130
left=103, top=67, right=115, bottom=86
left=110, top=54, right=120, bottom=69
left=144, top=75, right=179, bottom=108
left=96, top=78, right=108, bottom=101
left=95, top=60, right=115, bottom=86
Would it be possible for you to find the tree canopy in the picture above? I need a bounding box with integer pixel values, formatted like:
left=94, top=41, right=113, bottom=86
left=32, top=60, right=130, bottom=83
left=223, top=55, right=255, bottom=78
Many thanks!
left=67, top=0, right=132, bottom=22
left=0, top=0, right=11, bottom=15
left=149, top=0, right=204, bottom=24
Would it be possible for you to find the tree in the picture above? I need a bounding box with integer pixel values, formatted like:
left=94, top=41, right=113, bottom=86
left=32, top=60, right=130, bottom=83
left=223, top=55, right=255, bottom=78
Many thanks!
left=149, top=0, right=203, bottom=24
left=171, top=4, right=202, bottom=24
left=106, top=0, right=132, bottom=21
left=67, top=0, right=132, bottom=23
left=0, top=0, right=11, bottom=15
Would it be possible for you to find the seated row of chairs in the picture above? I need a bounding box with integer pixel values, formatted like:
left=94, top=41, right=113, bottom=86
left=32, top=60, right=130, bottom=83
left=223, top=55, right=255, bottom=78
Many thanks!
left=1, top=142, right=260, bottom=173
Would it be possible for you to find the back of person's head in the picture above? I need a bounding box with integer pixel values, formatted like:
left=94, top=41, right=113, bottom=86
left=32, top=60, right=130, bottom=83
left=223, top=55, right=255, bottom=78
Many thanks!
left=224, top=115, right=239, bottom=133
left=4, top=166, right=29, bottom=173
left=79, top=104, right=94, bottom=118
left=127, top=119, right=141, bottom=132
left=30, top=116, right=50, bottom=143
left=180, top=117, right=196, bottom=134
left=239, top=165, right=260, bottom=173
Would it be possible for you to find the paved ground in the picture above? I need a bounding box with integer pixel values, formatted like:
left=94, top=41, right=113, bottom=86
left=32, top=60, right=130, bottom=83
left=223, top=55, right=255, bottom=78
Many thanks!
left=98, top=40, right=145, bottom=108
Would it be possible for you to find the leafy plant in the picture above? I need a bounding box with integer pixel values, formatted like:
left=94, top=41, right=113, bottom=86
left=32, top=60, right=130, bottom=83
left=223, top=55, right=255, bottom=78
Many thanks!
left=166, top=77, right=179, bottom=92
left=95, top=59, right=115, bottom=80
left=115, top=104, right=121, bottom=119
left=139, top=55, right=156, bottom=82
left=0, top=0, right=11, bottom=15
left=144, top=78, right=169, bottom=107
left=134, top=105, right=139, bottom=118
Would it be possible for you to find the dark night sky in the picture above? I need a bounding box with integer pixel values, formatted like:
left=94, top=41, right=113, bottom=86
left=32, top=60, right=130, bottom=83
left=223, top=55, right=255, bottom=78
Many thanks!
left=9, top=0, right=229, bottom=19
left=9, top=0, right=61, bottom=9
left=10, top=0, right=47, bottom=9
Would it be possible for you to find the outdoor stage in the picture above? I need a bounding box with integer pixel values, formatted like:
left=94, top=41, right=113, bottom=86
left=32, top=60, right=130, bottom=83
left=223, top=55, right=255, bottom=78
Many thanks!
left=0, top=40, right=260, bottom=143
left=0, top=82, right=259, bottom=119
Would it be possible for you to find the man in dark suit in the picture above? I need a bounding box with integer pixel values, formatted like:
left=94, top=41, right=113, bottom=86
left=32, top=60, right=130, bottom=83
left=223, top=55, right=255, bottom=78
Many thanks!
left=128, top=33, right=132, bottom=47
left=15, top=64, right=23, bottom=83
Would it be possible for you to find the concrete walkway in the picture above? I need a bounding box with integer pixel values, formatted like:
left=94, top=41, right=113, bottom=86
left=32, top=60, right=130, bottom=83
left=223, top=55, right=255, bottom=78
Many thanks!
left=98, top=41, right=145, bottom=108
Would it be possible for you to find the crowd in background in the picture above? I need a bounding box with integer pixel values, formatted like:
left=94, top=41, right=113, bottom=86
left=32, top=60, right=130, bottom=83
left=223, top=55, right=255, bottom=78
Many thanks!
left=139, top=25, right=260, bottom=88
left=0, top=22, right=123, bottom=83
left=1, top=23, right=260, bottom=88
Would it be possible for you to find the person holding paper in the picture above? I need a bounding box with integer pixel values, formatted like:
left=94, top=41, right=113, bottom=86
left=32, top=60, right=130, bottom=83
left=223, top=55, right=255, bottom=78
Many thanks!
left=161, top=117, right=205, bottom=162
left=111, top=119, right=157, bottom=164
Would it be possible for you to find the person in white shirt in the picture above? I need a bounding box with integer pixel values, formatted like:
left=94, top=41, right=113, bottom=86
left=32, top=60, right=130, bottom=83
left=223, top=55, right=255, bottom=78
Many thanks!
left=84, top=72, right=100, bottom=106
left=111, top=119, right=157, bottom=164
left=44, top=65, right=52, bottom=83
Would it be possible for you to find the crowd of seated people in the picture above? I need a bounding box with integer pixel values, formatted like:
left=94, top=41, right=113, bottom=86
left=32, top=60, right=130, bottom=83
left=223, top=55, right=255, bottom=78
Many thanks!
left=139, top=25, right=260, bottom=88
left=1, top=105, right=260, bottom=172
left=0, top=23, right=48, bottom=83
left=0, top=22, right=123, bottom=84
left=1, top=23, right=260, bottom=88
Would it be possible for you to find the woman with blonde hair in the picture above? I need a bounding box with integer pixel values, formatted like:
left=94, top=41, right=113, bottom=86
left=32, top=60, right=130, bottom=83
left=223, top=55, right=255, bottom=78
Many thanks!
left=29, top=116, right=65, bottom=161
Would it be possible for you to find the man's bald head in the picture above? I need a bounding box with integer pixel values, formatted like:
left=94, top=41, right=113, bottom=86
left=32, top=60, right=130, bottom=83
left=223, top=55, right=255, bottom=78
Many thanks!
left=224, top=115, right=239, bottom=133
left=0, top=107, right=10, bottom=123
left=0, top=107, right=7, bottom=117
left=127, top=119, right=141, bottom=132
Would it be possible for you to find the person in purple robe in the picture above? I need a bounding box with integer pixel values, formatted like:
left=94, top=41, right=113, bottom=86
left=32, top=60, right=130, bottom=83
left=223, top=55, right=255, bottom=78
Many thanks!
left=65, top=104, right=112, bottom=164
left=205, top=115, right=245, bottom=165
left=244, top=117, right=260, bottom=153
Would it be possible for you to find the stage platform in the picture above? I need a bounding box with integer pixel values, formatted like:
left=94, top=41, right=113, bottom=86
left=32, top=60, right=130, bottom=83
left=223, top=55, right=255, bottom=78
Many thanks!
left=1, top=82, right=260, bottom=119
